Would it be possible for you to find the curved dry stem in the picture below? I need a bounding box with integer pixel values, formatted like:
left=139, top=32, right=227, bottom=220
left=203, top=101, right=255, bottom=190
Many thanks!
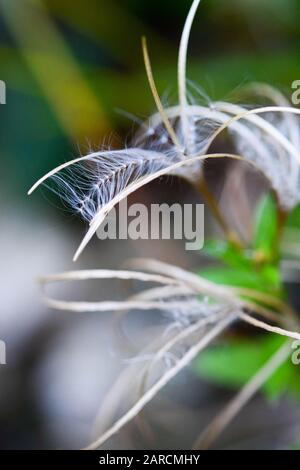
left=214, top=102, right=300, bottom=164
left=239, top=312, right=300, bottom=341
left=240, top=82, right=299, bottom=146
left=28, top=148, right=167, bottom=197
left=149, top=103, right=300, bottom=165
left=41, top=297, right=204, bottom=313
left=39, top=269, right=178, bottom=286
left=83, top=312, right=236, bottom=450
left=39, top=268, right=186, bottom=313
left=239, top=300, right=285, bottom=325
left=205, top=106, right=300, bottom=164
left=28, top=149, right=122, bottom=195
left=149, top=105, right=268, bottom=161
left=232, top=286, right=297, bottom=322
left=135, top=309, right=229, bottom=441
left=194, top=341, right=291, bottom=449
left=127, top=258, right=295, bottom=327
left=40, top=266, right=217, bottom=313
left=40, top=264, right=291, bottom=325
left=126, top=258, right=241, bottom=305
left=139, top=310, right=229, bottom=397
left=149, top=102, right=300, bottom=208
left=197, top=177, right=243, bottom=248
left=111, top=284, right=195, bottom=348
left=90, top=324, right=174, bottom=440
left=130, top=284, right=194, bottom=301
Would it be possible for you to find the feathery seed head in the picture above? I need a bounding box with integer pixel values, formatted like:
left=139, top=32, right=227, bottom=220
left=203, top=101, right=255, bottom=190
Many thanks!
left=29, top=0, right=300, bottom=259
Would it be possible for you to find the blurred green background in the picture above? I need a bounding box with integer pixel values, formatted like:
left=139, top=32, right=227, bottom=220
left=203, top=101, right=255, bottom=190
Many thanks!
left=1, top=0, right=300, bottom=450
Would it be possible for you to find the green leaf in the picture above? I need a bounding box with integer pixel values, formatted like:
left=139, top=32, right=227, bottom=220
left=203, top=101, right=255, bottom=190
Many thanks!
left=203, top=239, right=250, bottom=269
left=253, top=194, right=278, bottom=260
left=199, top=266, right=281, bottom=295
left=285, top=203, right=300, bottom=229
left=260, top=265, right=281, bottom=290
left=194, top=335, right=300, bottom=402
left=200, top=267, right=261, bottom=290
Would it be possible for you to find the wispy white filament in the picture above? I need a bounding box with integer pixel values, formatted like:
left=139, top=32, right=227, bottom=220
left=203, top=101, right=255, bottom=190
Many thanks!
left=178, top=0, right=202, bottom=151
left=84, top=312, right=236, bottom=450
left=73, top=152, right=242, bottom=260
left=27, top=0, right=300, bottom=451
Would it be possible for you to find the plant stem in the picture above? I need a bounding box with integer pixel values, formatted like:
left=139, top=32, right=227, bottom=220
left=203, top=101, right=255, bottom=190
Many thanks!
left=197, top=176, right=243, bottom=248
left=193, top=341, right=291, bottom=449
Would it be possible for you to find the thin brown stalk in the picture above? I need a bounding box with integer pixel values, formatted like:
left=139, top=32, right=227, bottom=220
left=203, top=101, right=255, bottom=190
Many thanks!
left=198, top=177, right=243, bottom=248
left=83, top=313, right=236, bottom=450
left=142, top=36, right=182, bottom=151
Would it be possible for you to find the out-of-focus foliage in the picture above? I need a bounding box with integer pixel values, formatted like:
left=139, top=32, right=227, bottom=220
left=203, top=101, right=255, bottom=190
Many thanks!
left=195, top=335, right=300, bottom=401
left=194, top=192, right=298, bottom=399
left=199, top=194, right=281, bottom=294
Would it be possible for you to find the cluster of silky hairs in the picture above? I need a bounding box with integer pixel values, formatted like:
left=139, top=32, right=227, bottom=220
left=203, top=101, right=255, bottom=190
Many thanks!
left=29, top=0, right=300, bottom=450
